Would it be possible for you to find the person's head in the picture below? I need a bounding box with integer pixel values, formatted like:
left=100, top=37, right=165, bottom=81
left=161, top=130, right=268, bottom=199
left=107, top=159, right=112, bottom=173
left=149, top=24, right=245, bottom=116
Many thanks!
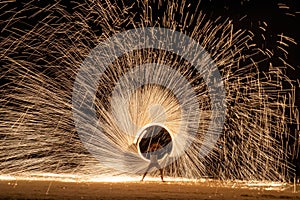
left=150, top=143, right=162, bottom=151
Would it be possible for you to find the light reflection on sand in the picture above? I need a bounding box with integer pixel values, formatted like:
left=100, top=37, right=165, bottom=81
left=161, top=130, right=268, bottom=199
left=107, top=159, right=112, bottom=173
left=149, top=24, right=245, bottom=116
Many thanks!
left=0, top=173, right=291, bottom=191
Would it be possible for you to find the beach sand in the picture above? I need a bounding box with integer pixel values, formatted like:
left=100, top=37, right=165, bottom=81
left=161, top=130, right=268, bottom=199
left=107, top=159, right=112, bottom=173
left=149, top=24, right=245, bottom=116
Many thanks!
left=1, top=179, right=300, bottom=200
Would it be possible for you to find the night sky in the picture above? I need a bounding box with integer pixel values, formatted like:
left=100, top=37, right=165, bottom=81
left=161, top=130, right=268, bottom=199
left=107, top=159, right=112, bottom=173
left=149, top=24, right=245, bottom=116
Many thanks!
left=1, top=0, right=299, bottom=100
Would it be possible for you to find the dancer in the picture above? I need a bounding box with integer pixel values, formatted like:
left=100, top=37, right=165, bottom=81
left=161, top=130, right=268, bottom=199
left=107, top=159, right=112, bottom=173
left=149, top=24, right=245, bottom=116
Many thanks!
left=141, top=143, right=164, bottom=182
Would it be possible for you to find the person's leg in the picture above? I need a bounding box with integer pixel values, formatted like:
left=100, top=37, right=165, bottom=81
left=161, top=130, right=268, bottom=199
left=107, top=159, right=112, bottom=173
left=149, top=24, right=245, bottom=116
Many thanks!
left=154, top=163, right=164, bottom=182
left=159, top=168, right=164, bottom=182
left=141, top=171, right=147, bottom=181
left=141, top=164, right=153, bottom=181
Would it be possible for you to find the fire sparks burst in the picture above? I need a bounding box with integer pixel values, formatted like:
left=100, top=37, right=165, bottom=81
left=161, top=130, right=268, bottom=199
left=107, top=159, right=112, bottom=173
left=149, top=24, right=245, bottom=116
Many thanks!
left=0, top=0, right=299, bottom=182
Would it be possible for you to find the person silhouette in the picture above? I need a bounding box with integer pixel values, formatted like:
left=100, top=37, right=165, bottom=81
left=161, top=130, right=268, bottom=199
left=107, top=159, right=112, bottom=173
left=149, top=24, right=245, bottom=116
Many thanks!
left=141, top=143, right=164, bottom=182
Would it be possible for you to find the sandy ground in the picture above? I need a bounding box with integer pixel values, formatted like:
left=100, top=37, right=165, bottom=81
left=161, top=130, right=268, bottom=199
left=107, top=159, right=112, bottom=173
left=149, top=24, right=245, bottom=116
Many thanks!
left=1, top=179, right=300, bottom=200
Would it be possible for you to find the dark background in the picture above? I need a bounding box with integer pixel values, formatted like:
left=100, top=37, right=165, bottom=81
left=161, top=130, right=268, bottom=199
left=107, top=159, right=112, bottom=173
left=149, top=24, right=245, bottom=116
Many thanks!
left=1, top=0, right=299, bottom=101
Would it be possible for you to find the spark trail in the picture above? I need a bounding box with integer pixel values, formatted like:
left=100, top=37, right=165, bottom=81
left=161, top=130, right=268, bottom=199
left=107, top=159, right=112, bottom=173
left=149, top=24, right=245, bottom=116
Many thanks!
left=0, top=0, right=298, bottom=181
